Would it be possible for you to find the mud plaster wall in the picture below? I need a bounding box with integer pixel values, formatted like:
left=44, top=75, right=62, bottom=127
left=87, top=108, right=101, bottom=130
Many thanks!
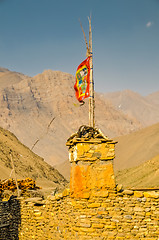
left=68, top=140, right=116, bottom=199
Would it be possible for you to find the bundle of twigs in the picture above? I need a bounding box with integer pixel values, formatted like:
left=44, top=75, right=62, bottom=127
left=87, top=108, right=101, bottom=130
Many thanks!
left=0, top=177, right=40, bottom=194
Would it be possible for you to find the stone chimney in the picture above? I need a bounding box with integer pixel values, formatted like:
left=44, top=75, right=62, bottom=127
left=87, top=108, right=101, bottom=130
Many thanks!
left=66, top=126, right=117, bottom=198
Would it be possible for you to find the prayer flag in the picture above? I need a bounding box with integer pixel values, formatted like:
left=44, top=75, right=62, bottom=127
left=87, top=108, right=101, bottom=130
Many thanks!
left=74, top=57, right=90, bottom=102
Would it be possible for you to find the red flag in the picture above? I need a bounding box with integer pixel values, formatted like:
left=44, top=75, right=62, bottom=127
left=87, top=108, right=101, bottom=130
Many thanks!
left=74, top=57, right=90, bottom=102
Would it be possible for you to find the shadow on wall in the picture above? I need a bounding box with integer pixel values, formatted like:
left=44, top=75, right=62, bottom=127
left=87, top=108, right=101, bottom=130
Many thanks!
left=0, top=196, right=21, bottom=240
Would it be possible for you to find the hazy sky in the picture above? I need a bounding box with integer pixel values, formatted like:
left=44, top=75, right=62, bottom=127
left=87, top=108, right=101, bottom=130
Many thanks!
left=0, top=0, right=159, bottom=95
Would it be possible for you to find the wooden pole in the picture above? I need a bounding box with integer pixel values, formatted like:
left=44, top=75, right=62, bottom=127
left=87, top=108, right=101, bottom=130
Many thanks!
left=10, top=153, right=20, bottom=197
left=88, top=17, right=95, bottom=128
left=79, top=19, right=89, bottom=57
left=80, top=17, right=95, bottom=128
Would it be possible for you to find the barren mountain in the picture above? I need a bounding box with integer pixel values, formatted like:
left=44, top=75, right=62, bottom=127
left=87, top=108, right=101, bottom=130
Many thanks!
left=114, top=122, right=159, bottom=171
left=102, top=90, right=159, bottom=126
left=0, top=126, right=67, bottom=190
left=146, top=91, right=159, bottom=106
left=116, top=154, right=159, bottom=188
left=0, top=67, right=27, bottom=89
left=0, top=68, right=141, bottom=166
left=1, top=68, right=159, bottom=188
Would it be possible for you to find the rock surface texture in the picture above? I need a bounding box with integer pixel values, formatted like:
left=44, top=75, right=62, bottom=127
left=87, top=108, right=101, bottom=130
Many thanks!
left=1, top=189, right=159, bottom=239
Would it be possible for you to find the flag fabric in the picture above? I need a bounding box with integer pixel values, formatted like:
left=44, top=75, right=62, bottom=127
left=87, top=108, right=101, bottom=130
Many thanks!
left=74, top=57, right=90, bottom=102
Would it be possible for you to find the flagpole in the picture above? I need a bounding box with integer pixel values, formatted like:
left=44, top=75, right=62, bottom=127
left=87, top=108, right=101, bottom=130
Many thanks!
left=88, top=17, right=95, bottom=128
left=79, top=17, right=95, bottom=128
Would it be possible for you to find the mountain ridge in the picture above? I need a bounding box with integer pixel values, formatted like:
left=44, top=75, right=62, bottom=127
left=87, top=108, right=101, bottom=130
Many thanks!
left=102, top=89, right=159, bottom=126
left=0, top=67, right=159, bottom=188
left=0, top=68, right=141, bottom=166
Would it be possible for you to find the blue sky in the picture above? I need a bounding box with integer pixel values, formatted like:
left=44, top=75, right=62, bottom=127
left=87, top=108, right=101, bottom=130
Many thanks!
left=0, top=0, right=159, bottom=95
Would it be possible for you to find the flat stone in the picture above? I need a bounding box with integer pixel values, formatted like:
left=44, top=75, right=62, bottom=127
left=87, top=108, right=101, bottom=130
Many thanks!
left=137, top=198, right=142, bottom=202
left=92, top=190, right=109, bottom=198
left=81, top=192, right=90, bottom=199
left=92, top=223, right=104, bottom=229
left=55, top=193, right=63, bottom=200
left=124, top=215, right=132, bottom=220
left=142, top=197, right=147, bottom=202
left=111, top=219, right=119, bottom=223
left=103, top=215, right=112, bottom=219
left=145, top=208, right=151, bottom=212
left=123, top=190, right=134, bottom=195
left=34, top=212, right=42, bottom=217
left=134, top=191, right=144, bottom=198
left=144, top=192, right=159, bottom=198
left=34, top=216, right=44, bottom=220
left=105, top=225, right=116, bottom=229
left=117, top=184, right=123, bottom=192
left=79, top=223, right=91, bottom=228
left=88, top=203, right=101, bottom=208
left=134, top=207, right=144, bottom=212
left=80, top=227, right=95, bottom=232
left=96, top=215, right=103, bottom=219
left=24, top=197, right=43, bottom=203
left=79, top=215, right=87, bottom=219
left=49, top=196, right=56, bottom=201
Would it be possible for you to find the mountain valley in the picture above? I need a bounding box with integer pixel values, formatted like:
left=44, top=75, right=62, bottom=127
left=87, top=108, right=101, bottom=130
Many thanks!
left=0, top=67, right=159, bottom=188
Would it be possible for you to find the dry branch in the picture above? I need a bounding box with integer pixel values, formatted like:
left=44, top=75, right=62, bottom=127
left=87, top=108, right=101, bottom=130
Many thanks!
left=31, top=116, right=55, bottom=151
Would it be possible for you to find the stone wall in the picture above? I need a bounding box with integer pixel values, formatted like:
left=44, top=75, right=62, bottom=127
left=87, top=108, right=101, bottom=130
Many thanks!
left=0, top=196, right=21, bottom=240
left=16, top=189, right=159, bottom=240
left=1, top=130, right=159, bottom=239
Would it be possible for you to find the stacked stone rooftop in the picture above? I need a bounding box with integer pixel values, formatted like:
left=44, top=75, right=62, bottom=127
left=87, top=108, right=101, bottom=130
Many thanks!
left=66, top=125, right=117, bottom=147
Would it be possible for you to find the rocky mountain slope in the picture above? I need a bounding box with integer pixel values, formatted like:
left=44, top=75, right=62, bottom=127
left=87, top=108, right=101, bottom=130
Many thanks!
left=0, top=67, right=159, bottom=188
left=102, top=90, right=159, bottom=126
left=0, top=67, right=27, bottom=89
left=0, top=126, right=67, bottom=190
left=0, top=68, right=141, bottom=166
left=146, top=91, right=159, bottom=106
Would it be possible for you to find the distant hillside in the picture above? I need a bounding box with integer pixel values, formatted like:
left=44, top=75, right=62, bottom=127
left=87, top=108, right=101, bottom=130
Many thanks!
left=0, top=68, right=141, bottom=166
left=146, top=91, right=159, bottom=106
left=56, top=122, right=159, bottom=189
left=102, top=90, right=159, bottom=126
left=0, top=127, right=67, bottom=190
left=116, top=154, right=159, bottom=188
left=55, top=160, right=71, bottom=181
left=114, top=122, right=159, bottom=171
